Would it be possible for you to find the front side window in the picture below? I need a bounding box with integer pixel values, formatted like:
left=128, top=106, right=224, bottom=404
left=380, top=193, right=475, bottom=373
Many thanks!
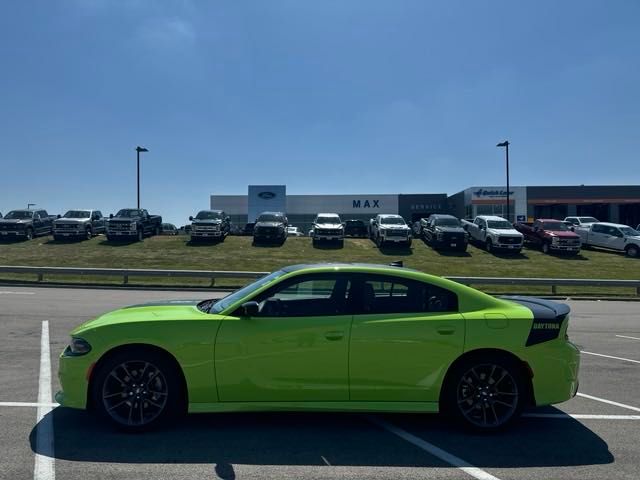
left=592, top=224, right=606, bottom=234
left=356, top=275, right=458, bottom=314
left=619, top=226, right=639, bottom=236
left=253, top=274, right=351, bottom=317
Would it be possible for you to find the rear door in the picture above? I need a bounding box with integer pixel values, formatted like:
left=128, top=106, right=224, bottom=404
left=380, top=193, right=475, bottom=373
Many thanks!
left=349, top=274, right=464, bottom=402
left=589, top=224, right=610, bottom=247
left=215, top=273, right=354, bottom=402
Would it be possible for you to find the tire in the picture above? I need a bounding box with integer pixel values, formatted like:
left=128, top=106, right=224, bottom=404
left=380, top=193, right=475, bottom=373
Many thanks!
left=338, top=239, right=344, bottom=248
left=485, top=239, right=492, bottom=252
left=107, top=235, right=113, bottom=242
left=85, top=228, right=92, bottom=240
left=406, top=238, right=412, bottom=248
left=376, top=235, right=383, bottom=248
left=91, top=348, right=185, bottom=432
left=626, top=244, right=639, bottom=258
left=154, top=226, right=161, bottom=236
left=26, top=228, right=34, bottom=241
left=137, top=229, right=144, bottom=242
left=312, top=238, right=318, bottom=247
left=442, top=353, right=526, bottom=431
left=53, top=235, right=61, bottom=242
left=542, top=242, right=550, bottom=254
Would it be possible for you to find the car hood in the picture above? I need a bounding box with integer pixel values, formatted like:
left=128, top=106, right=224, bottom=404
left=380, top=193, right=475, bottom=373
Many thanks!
left=0, top=218, right=31, bottom=224
left=315, top=223, right=342, bottom=228
left=193, top=219, right=222, bottom=225
left=55, top=218, right=89, bottom=225
left=435, top=226, right=465, bottom=234
left=255, top=221, right=284, bottom=228
left=487, top=228, right=522, bottom=236
left=71, top=300, right=211, bottom=333
left=546, top=231, right=580, bottom=238
left=380, top=224, right=409, bottom=229
left=108, top=217, right=140, bottom=222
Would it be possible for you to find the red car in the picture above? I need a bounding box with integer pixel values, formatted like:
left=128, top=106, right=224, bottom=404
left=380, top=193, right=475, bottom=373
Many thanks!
left=514, top=219, right=581, bottom=255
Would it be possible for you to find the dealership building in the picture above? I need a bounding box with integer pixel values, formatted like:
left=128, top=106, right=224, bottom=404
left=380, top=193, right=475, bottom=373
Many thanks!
left=211, top=185, right=640, bottom=232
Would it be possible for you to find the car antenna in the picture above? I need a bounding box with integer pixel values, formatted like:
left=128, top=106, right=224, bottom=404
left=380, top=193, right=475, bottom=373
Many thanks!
left=389, top=261, right=403, bottom=268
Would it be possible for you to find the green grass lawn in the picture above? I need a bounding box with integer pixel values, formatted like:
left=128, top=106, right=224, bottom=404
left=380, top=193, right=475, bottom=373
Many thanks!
left=0, top=235, right=638, bottom=295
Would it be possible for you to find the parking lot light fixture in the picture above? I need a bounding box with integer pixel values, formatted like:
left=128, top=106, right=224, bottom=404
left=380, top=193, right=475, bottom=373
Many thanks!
left=496, top=141, right=510, bottom=222
left=136, top=146, right=149, bottom=209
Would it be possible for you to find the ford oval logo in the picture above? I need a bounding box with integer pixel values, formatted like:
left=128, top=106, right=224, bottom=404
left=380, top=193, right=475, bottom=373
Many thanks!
left=258, top=192, right=276, bottom=199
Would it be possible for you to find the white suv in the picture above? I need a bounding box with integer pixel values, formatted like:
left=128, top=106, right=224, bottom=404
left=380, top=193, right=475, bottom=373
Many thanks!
left=312, top=213, right=344, bottom=246
left=371, top=214, right=412, bottom=247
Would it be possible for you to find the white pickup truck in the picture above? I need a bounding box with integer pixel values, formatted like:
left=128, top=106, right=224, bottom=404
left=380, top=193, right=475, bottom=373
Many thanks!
left=573, top=222, right=640, bottom=257
left=461, top=215, right=524, bottom=253
left=564, top=216, right=599, bottom=228
left=370, top=214, right=412, bottom=247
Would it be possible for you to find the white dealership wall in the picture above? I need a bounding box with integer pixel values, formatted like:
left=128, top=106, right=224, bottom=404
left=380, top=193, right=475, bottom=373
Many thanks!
left=211, top=187, right=399, bottom=219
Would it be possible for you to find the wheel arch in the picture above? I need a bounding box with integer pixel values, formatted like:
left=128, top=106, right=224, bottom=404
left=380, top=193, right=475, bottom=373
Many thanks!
left=439, top=348, right=535, bottom=411
left=87, top=343, right=188, bottom=411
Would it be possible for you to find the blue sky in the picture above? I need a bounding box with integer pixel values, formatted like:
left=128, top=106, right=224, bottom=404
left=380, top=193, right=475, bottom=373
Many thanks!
left=1, top=0, right=639, bottom=225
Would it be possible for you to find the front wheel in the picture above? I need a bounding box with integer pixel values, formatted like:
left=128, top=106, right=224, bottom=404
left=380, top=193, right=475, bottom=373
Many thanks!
left=485, top=239, right=492, bottom=252
left=542, top=242, right=550, bottom=254
left=91, top=349, right=184, bottom=432
left=442, top=355, right=525, bottom=430
left=137, top=229, right=144, bottom=242
left=376, top=235, right=383, bottom=248
left=85, top=228, right=92, bottom=240
left=26, top=228, right=34, bottom=241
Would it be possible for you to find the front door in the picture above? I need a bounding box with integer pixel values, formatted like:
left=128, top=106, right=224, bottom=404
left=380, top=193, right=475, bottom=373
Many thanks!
left=215, top=273, right=353, bottom=402
left=349, top=274, right=464, bottom=402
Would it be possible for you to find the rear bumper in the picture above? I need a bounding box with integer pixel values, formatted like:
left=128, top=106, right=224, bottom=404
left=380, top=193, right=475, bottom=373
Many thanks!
left=527, top=340, right=580, bottom=406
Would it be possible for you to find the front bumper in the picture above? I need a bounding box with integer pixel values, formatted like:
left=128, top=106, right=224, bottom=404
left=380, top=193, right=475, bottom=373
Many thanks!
left=433, top=237, right=468, bottom=249
left=314, top=234, right=344, bottom=241
left=192, top=230, right=223, bottom=238
left=254, top=233, right=285, bottom=241
left=494, top=243, right=522, bottom=251
left=550, top=244, right=580, bottom=252
left=381, top=235, right=411, bottom=243
left=57, top=351, right=95, bottom=410
left=0, top=230, right=28, bottom=237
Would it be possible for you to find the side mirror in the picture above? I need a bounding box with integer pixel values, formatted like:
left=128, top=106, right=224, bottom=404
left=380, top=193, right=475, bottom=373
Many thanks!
left=109, top=214, right=114, bottom=219
left=241, top=301, right=260, bottom=317
left=189, top=216, right=193, bottom=221
left=57, top=214, right=61, bottom=219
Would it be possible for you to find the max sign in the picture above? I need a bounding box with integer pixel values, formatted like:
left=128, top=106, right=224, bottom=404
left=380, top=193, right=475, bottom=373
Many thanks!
left=353, top=200, right=380, bottom=208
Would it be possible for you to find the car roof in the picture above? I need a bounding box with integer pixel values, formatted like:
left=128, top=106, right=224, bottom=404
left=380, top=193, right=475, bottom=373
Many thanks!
left=258, top=211, right=285, bottom=215
left=477, top=215, right=508, bottom=221
left=316, top=213, right=340, bottom=216
left=429, top=214, right=457, bottom=219
left=535, top=218, right=564, bottom=222
left=198, top=209, right=223, bottom=213
left=281, top=263, right=419, bottom=274
left=379, top=214, right=402, bottom=218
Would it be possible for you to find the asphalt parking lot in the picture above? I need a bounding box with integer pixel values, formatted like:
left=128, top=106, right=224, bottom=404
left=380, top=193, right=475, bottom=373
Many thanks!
left=1, top=287, right=639, bottom=480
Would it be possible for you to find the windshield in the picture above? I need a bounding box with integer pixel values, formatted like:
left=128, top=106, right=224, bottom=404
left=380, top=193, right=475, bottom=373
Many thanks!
left=578, top=217, right=598, bottom=223
left=4, top=211, right=33, bottom=219
left=487, top=220, right=513, bottom=229
left=381, top=217, right=406, bottom=225
left=316, top=216, right=340, bottom=224
left=346, top=220, right=364, bottom=226
left=196, top=211, right=223, bottom=220
left=257, top=214, right=283, bottom=222
left=541, top=221, right=570, bottom=231
left=620, top=227, right=639, bottom=236
left=210, top=270, right=285, bottom=313
left=435, top=218, right=460, bottom=227
left=63, top=210, right=90, bottom=219
left=115, top=209, right=141, bottom=218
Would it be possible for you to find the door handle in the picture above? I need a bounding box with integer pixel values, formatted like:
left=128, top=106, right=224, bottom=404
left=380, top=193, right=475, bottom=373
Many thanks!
left=325, top=331, right=344, bottom=341
left=437, top=326, right=456, bottom=335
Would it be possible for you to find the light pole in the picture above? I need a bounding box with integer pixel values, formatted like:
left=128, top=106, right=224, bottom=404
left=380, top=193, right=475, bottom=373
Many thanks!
left=136, top=146, right=149, bottom=209
left=27, top=203, right=36, bottom=209
left=496, top=141, right=510, bottom=222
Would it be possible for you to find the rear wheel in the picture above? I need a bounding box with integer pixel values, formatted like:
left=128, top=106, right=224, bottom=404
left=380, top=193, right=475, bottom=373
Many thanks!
left=91, top=348, right=184, bottom=432
left=442, top=354, right=525, bottom=431
left=626, top=244, right=639, bottom=258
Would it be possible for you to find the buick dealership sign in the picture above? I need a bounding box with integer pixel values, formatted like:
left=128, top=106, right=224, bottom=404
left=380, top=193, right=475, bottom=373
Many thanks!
left=473, top=188, right=514, bottom=199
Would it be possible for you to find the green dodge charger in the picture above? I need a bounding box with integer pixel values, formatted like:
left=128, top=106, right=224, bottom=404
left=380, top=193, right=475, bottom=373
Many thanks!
left=57, top=263, right=580, bottom=431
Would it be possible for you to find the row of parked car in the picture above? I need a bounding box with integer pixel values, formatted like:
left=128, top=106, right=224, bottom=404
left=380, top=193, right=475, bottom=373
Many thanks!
left=2, top=207, right=640, bottom=258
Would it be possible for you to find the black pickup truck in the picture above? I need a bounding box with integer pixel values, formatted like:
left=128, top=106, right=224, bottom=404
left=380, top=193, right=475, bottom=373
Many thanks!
left=0, top=209, right=58, bottom=240
left=106, top=208, right=162, bottom=242
left=253, top=211, right=288, bottom=245
left=422, top=214, right=469, bottom=251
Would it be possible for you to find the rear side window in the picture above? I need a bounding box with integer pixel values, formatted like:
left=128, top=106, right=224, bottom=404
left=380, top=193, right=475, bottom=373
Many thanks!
left=356, top=275, right=458, bottom=314
left=592, top=224, right=606, bottom=234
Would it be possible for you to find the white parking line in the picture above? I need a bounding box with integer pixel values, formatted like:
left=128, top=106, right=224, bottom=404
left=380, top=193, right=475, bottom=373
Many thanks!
left=369, top=416, right=501, bottom=480
left=523, top=413, right=640, bottom=420
left=0, top=402, right=59, bottom=408
left=34, top=320, right=55, bottom=480
left=577, top=392, right=640, bottom=413
left=580, top=351, right=640, bottom=364
left=0, top=290, right=35, bottom=295
left=616, top=335, right=640, bottom=341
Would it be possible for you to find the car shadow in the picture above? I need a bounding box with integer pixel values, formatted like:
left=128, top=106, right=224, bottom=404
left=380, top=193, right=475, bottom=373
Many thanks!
left=490, top=251, right=529, bottom=259
left=32, top=408, right=613, bottom=469
left=98, top=239, right=140, bottom=247
left=187, top=240, right=223, bottom=247
left=312, top=242, right=344, bottom=250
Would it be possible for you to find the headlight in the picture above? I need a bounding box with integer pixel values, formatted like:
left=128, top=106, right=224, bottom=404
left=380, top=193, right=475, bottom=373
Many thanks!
left=130, top=222, right=137, bottom=231
left=551, top=236, right=559, bottom=244
left=436, top=231, right=444, bottom=240
left=64, top=337, right=92, bottom=356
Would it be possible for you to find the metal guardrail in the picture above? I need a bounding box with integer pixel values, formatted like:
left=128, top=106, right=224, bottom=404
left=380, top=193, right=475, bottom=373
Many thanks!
left=0, top=265, right=638, bottom=294
left=0, top=266, right=268, bottom=286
